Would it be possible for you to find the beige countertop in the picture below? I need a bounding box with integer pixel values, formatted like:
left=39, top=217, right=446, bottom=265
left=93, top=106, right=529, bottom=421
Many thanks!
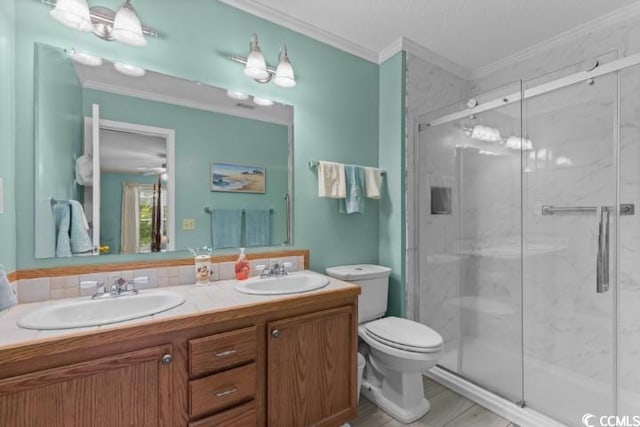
left=0, top=270, right=358, bottom=351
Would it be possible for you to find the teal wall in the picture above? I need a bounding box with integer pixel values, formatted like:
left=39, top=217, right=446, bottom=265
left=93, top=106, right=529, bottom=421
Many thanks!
left=87, top=88, right=289, bottom=252
left=378, top=52, right=406, bottom=317
left=14, top=0, right=380, bottom=271
left=100, top=173, right=158, bottom=255
left=0, top=0, right=16, bottom=272
left=35, top=43, right=83, bottom=205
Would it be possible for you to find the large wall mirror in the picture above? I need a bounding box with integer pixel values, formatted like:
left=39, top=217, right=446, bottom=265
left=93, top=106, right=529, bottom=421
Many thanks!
left=34, top=43, right=293, bottom=259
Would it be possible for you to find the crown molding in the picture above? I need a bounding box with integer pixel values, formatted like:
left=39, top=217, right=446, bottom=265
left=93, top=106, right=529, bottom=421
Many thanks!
left=218, top=0, right=379, bottom=63
left=82, top=80, right=293, bottom=126
left=401, top=38, right=471, bottom=80
left=472, top=1, right=640, bottom=80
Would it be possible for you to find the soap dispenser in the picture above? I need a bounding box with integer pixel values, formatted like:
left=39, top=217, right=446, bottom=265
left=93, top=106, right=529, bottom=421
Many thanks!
left=235, top=248, right=250, bottom=280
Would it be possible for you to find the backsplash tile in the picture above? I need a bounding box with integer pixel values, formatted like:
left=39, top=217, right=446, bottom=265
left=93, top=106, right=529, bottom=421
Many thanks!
left=218, top=262, right=235, bottom=280
left=178, top=266, right=195, bottom=286
left=134, top=269, right=158, bottom=290
left=18, top=278, right=51, bottom=303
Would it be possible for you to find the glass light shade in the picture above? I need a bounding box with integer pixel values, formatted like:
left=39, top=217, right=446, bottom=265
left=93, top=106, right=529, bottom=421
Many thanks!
left=227, top=90, right=250, bottom=101
left=252, top=96, right=274, bottom=107
left=50, top=0, right=93, bottom=32
left=505, top=136, right=533, bottom=150
left=112, top=1, right=148, bottom=47
left=113, top=62, right=146, bottom=77
left=273, top=59, right=296, bottom=88
left=68, top=50, right=103, bottom=67
left=244, top=50, right=269, bottom=80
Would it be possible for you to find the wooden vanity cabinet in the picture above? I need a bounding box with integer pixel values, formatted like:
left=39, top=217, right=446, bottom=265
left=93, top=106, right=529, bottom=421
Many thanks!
left=0, top=288, right=359, bottom=427
left=0, top=344, right=174, bottom=427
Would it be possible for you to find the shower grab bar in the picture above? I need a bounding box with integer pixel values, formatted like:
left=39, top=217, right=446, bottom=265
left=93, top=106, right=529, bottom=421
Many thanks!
left=541, top=204, right=634, bottom=216
left=597, top=207, right=610, bottom=294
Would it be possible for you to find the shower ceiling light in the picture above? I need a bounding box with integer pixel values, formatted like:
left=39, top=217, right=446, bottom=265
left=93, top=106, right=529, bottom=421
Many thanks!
left=50, top=0, right=93, bottom=32
left=470, top=125, right=502, bottom=142
left=68, top=49, right=103, bottom=67
left=113, top=62, right=146, bottom=77
left=231, top=34, right=297, bottom=88
left=505, top=136, right=533, bottom=151
left=43, top=0, right=158, bottom=46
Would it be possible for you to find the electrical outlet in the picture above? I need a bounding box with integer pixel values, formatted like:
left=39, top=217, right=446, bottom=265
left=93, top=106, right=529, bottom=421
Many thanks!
left=182, top=219, right=195, bottom=230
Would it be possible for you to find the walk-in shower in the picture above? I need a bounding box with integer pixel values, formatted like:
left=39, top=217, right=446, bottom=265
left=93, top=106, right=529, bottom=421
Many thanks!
left=411, top=53, right=640, bottom=426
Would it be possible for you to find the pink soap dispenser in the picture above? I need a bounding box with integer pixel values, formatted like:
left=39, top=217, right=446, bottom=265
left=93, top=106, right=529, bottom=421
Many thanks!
left=235, top=248, right=250, bottom=280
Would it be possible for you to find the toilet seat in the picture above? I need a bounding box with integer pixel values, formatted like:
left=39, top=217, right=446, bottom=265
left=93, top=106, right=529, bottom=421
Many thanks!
left=363, top=317, right=443, bottom=353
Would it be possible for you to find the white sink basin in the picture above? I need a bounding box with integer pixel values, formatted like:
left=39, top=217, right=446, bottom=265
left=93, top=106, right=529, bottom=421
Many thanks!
left=17, top=290, right=185, bottom=330
left=235, top=272, right=330, bottom=295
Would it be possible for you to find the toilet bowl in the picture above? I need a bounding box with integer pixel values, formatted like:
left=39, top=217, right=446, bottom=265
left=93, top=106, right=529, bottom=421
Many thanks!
left=325, top=265, right=444, bottom=424
left=358, top=317, right=442, bottom=423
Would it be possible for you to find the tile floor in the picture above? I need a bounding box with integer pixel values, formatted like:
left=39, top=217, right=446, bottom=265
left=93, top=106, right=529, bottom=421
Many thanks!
left=351, top=376, right=516, bottom=427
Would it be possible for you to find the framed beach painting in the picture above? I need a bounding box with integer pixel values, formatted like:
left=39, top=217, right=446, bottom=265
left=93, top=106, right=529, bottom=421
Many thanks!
left=211, top=162, right=266, bottom=193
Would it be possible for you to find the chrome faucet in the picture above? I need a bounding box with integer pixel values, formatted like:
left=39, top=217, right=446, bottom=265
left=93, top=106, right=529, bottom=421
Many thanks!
left=256, top=262, right=293, bottom=279
left=92, top=278, right=139, bottom=299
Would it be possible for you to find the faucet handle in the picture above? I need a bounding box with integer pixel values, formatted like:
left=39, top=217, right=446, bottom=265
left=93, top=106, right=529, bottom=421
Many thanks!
left=255, top=264, right=268, bottom=272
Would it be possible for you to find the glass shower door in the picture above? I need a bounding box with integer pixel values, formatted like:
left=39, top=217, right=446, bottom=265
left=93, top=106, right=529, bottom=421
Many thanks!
left=522, top=72, right=617, bottom=424
left=416, top=82, right=524, bottom=403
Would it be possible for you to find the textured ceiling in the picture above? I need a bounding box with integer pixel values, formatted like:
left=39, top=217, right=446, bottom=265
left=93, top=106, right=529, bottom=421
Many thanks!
left=226, top=0, right=639, bottom=70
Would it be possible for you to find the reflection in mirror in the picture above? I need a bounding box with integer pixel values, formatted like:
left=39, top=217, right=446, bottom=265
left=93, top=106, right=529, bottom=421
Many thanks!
left=34, top=43, right=294, bottom=259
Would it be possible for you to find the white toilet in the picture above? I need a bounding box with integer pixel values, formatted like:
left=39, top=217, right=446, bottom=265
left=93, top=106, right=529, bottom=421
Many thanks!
left=326, top=264, right=443, bottom=424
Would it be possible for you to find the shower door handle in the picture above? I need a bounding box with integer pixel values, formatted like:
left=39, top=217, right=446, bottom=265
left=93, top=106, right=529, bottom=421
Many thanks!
left=596, top=207, right=610, bottom=294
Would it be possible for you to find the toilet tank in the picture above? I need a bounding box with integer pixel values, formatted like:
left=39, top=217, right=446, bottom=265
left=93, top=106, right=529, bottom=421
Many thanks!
left=325, top=264, right=391, bottom=324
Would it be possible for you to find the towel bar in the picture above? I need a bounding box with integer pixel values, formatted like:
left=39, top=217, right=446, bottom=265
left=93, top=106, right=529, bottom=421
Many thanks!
left=308, top=160, right=386, bottom=175
left=204, top=207, right=274, bottom=214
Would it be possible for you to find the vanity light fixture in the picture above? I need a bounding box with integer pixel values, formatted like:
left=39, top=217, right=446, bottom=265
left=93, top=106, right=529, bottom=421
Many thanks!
left=113, top=62, right=146, bottom=77
left=67, top=49, right=103, bottom=67
left=42, top=0, right=158, bottom=46
left=231, top=34, right=297, bottom=88
left=252, top=96, right=274, bottom=107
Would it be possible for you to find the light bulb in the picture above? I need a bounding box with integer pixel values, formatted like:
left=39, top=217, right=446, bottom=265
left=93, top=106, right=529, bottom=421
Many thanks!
left=227, top=90, right=250, bottom=101
left=273, top=46, right=296, bottom=88
left=244, top=34, right=269, bottom=80
left=252, top=96, right=274, bottom=107
left=50, top=0, right=93, bottom=32
left=113, top=0, right=147, bottom=47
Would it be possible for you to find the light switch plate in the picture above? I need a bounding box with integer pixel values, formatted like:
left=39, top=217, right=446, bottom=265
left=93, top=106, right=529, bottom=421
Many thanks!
left=182, top=219, right=195, bottom=230
left=0, top=178, right=4, bottom=214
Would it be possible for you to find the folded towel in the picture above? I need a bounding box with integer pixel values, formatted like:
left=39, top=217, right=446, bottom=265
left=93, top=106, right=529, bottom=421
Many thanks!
left=245, top=209, right=271, bottom=247
left=211, top=209, right=243, bottom=249
left=35, top=199, right=57, bottom=258
left=75, top=154, right=93, bottom=186
left=339, top=165, right=366, bottom=214
left=69, top=200, right=93, bottom=254
left=54, top=203, right=72, bottom=258
left=0, top=267, right=17, bottom=311
left=364, top=167, right=383, bottom=199
left=317, top=161, right=346, bottom=198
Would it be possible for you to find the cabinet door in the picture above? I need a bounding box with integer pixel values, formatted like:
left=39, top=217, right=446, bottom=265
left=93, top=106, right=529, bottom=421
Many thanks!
left=267, top=305, right=356, bottom=427
left=0, top=344, right=173, bottom=427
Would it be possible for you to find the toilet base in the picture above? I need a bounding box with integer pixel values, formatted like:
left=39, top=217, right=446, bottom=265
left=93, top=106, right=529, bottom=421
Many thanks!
left=360, top=378, right=431, bottom=424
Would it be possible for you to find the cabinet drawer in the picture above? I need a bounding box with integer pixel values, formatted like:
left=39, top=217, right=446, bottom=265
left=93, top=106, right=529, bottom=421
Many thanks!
left=189, top=326, right=256, bottom=377
left=189, top=363, right=256, bottom=418
left=188, top=401, right=256, bottom=427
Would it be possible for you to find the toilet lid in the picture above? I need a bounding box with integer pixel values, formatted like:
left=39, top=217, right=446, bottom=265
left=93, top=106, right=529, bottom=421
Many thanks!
left=364, top=317, right=443, bottom=353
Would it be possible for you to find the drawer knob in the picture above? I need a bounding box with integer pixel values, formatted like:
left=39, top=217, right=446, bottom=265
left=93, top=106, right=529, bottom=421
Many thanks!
left=215, top=387, right=238, bottom=397
left=271, top=329, right=281, bottom=338
left=161, top=354, right=173, bottom=365
left=215, top=349, right=237, bottom=357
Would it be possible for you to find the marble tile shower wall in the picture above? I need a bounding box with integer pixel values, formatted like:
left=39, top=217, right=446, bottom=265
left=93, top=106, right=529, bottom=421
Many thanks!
left=409, top=11, right=640, bottom=418
left=15, top=256, right=305, bottom=304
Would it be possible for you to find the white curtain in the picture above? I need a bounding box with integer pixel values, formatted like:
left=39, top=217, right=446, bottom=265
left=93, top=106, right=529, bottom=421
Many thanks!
left=121, top=183, right=139, bottom=254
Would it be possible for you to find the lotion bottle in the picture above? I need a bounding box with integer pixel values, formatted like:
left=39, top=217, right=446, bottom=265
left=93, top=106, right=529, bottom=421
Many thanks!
left=235, top=247, right=250, bottom=280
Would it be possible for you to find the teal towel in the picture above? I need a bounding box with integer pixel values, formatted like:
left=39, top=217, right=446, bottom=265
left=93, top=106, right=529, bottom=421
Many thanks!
left=69, top=200, right=93, bottom=254
left=339, top=165, right=366, bottom=214
left=54, top=203, right=72, bottom=257
left=211, top=209, right=243, bottom=249
left=0, top=268, right=17, bottom=311
left=245, top=209, right=271, bottom=247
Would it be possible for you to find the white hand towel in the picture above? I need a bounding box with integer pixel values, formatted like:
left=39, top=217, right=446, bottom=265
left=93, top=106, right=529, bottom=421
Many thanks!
left=317, top=161, right=346, bottom=198
left=364, top=167, right=383, bottom=199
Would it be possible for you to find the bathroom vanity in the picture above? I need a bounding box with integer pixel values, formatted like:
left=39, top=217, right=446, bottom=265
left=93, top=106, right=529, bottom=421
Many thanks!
left=0, top=276, right=360, bottom=427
